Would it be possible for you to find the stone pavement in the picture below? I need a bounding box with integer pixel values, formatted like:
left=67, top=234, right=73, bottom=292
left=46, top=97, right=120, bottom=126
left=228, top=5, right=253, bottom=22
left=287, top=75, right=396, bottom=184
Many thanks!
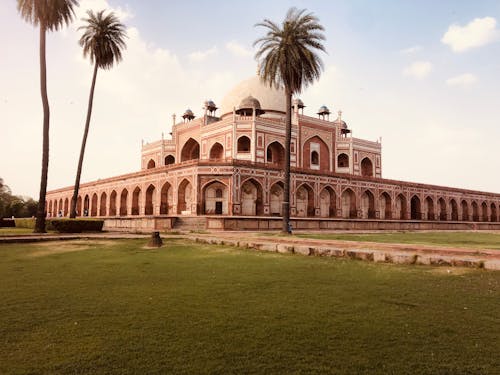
left=1, top=230, right=499, bottom=271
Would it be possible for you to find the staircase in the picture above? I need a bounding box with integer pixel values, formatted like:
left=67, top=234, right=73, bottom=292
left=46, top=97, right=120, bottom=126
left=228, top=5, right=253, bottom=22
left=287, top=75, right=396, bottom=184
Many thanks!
left=173, top=216, right=207, bottom=231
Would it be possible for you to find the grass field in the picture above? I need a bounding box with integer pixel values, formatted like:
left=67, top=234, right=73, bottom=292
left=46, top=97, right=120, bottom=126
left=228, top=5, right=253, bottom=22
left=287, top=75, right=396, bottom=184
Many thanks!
left=0, top=227, right=38, bottom=235
left=291, top=231, right=500, bottom=250
left=0, top=239, right=499, bottom=374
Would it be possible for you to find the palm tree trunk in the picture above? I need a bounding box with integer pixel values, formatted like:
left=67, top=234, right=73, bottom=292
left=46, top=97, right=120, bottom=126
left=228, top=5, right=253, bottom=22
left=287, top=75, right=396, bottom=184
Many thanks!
left=70, top=63, right=99, bottom=218
left=34, top=24, right=49, bottom=233
left=282, top=88, right=292, bottom=233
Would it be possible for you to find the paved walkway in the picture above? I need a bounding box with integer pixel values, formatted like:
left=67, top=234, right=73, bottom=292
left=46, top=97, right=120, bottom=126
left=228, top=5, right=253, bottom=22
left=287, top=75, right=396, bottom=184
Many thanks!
left=1, top=230, right=499, bottom=270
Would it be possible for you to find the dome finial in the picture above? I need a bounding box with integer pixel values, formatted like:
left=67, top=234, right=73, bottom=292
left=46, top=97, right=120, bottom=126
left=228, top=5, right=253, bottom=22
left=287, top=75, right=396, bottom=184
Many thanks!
left=338, top=110, right=342, bottom=120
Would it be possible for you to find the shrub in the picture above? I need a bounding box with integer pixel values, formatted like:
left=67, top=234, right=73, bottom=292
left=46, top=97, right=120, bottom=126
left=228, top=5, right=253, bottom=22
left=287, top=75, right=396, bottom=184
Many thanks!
left=49, top=219, right=104, bottom=233
left=14, top=218, right=36, bottom=229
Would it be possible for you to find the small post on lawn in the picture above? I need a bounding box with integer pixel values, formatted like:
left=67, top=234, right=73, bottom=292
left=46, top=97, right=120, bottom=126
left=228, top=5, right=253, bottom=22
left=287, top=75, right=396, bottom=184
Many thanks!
left=148, top=231, right=163, bottom=248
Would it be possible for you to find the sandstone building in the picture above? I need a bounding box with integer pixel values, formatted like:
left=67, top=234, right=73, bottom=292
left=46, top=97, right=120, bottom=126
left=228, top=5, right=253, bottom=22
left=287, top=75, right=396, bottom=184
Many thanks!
left=46, top=75, right=500, bottom=230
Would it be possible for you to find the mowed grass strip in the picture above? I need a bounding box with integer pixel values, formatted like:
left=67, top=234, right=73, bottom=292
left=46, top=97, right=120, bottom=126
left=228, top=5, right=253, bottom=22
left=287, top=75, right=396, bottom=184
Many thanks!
left=0, top=239, right=499, bottom=375
left=294, top=231, right=500, bottom=250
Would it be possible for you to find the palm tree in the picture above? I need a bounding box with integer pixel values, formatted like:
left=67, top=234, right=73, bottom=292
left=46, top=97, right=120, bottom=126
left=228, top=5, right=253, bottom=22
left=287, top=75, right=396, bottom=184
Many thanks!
left=70, top=10, right=126, bottom=218
left=254, top=7, right=326, bottom=233
left=17, top=0, right=78, bottom=233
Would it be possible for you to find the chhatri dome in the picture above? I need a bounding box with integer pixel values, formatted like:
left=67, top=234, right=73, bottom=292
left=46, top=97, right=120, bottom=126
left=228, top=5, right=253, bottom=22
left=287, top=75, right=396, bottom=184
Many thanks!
left=220, top=75, right=286, bottom=116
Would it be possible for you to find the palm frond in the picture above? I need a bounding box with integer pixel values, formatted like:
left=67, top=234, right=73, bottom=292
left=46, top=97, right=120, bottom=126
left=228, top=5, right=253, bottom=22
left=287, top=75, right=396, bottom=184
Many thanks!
left=17, top=0, right=78, bottom=30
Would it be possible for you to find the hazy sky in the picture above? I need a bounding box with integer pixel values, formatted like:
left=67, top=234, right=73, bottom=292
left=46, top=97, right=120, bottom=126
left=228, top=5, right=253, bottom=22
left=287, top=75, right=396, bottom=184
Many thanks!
left=1, top=0, right=500, bottom=198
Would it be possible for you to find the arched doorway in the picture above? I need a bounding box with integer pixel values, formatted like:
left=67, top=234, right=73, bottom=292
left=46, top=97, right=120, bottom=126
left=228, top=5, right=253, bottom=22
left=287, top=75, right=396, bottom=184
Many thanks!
left=360, top=190, right=375, bottom=219
left=472, top=201, right=479, bottom=221
left=360, top=157, right=373, bottom=177
left=337, top=153, right=349, bottom=168
left=461, top=200, right=469, bottom=221
left=266, top=141, right=285, bottom=167
left=203, top=181, right=228, bottom=214
left=83, top=195, right=90, bottom=216
left=109, top=190, right=117, bottom=216
left=63, top=198, right=69, bottom=217
left=295, top=184, right=314, bottom=217
left=438, top=198, right=447, bottom=221
left=160, top=182, right=173, bottom=214
left=76, top=196, right=82, bottom=216
left=177, top=179, right=193, bottom=214
left=165, top=155, right=175, bottom=165
left=341, top=188, right=357, bottom=219
left=395, top=194, right=407, bottom=220
left=209, top=142, right=224, bottom=160
left=241, top=179, right=263, bottom=216
left=270, top=182, right=284, bottom=216
left=424, top=197, right=434, bottom=220
left=237, top=136, right=251, bottom=153
left=132, top=187, right=141, bottom=215
left=379, top=192, right=391, bottom=219
left=481, top=202, right=488, bottom=222
left=180, top=138, right=200, bottom=162
left=145, top=184, right=155, bottom=215
left=119, top=189, right=128, bottom=216
left=91, top=193, right=98, bottom=217
left=491, top=203, right=498, bottom=222
left=410, top=195, right=421, bottom=220
left=99, top=192, right=107, bottom=216
left=450, top=199, right=459, bottom=221
left=147, top=159, right=156, bottom=169
left=319, top=186, right=336, bottom=217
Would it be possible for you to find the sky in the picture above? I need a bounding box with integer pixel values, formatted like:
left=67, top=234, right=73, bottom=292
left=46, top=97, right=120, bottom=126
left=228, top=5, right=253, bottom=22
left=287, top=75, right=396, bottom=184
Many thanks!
left=1, top=0, right=500, bottom=198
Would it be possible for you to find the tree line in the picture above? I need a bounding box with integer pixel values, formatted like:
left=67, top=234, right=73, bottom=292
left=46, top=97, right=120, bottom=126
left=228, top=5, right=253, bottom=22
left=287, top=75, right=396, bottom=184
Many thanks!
left=0, top=178, right=37, bottom=218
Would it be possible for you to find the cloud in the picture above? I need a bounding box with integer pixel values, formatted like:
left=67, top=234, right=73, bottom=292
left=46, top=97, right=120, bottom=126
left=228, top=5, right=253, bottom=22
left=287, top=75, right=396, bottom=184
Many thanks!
left=441, top=17, right=500, bottom=52
left=225, top=41, right=253, bottom=57
left=400, top=45, right=422, bottom=55
left=188, top=46, right=217, bottom=62
left=446, top=73, right=477, bottom=86
left=403, top=61, right=432, bottom=79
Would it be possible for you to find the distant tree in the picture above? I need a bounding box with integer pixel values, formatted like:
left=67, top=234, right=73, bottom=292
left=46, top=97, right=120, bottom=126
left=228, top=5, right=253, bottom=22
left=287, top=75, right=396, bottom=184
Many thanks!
left=254, top=7, right=326, bottom=233
left=17, top=0, right=79, bottom=232
left=70, top=10, right=126, bottom=218
left=0, top=178, right=38, bottom=218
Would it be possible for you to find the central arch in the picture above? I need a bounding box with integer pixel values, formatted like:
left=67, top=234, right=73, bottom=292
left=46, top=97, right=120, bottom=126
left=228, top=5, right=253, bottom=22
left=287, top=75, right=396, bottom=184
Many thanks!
left=394, top=194, right=407, bottom=220
left=180, top=138, right=200, bottom=162
left=91, top=193, right=98, bottom=217
left=237, top=136, right=251, bottom=153
left=424, top=196, right=435, bottom=220
left=461, top=200, right=469, bottom=221
left=295, top=183, right=314, bottom=217
left=119, top=189, right=128, bottom=216
left=165, top=155, right=175, bottom=165
left=379, top=192, right=392, bottom=219
left=438, top=198, right=447, bottom=221
left=99, top=192, right=107, bottom=216
left=132, top=187, right=141, bottom=215
left=241, top=179, right=263, bottom=216
left=160, top=182, right=173, bottom=214
left=109, top=190, right=117, bottom=216
left=491, top=203, right=498, bottom=222
left=472, top=201, right=479, bottom=221
left=410, top=195, right=421, bottom=220
left=450, top=199, right=459, bottom=221
left=203, top=181, right=228, bottom=215
left=145, top=184, right=155, bottom=215
left=481, top=202, right=488, bottom=222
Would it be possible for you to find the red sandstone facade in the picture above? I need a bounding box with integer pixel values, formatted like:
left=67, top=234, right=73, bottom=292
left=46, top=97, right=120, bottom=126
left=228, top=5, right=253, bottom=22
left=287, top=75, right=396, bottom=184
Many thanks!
left=46, top=76, right=500, bottom=229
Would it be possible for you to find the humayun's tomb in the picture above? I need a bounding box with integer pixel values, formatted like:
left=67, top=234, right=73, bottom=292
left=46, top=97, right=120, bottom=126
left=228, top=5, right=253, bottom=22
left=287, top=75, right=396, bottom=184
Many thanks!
left=46, top=74, right=500, bottom=231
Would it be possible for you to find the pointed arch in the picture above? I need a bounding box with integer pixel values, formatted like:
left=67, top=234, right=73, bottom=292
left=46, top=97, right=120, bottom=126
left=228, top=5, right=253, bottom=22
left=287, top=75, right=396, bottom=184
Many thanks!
left=438, top=197, right=447, bottom=221
left=295, top=183, right=314, bottom=217
left=147, top=159, right=156, bottom=169
left=177, top=179, right=193, bottom=214
left=410, top=195, right=421, bottom=220
left=99, top=192, right=107, bottom=216
left=341, top=188, right=357, bottom=219
left=203, top=180, right=228, bottom=215
left=91, top=193, right=98, bottom=217
left=491, top=203, right=498, bottom=222
left=145, top=184, right=156, bottom=215
left=270, top=181, right=284, bottom=216
left=237, top=136, right=251, bottom=153
left=180, top=138, right=200, bottom=162
left=424, top=196, right=435, bottom=220
left=119, top=189, right=128, bottom=216
left=450, top=199, right=459, bottom=221
left=160, top=182, right=173, bottom=214
left=266, top=141, right=285, bottom=167
left=164, top=155, right=175, bottom=165
left=461, top=200, right=469, bottom=221
left=395, top=194, right=407, bottom=220
left=320, top=186, right=336, bottom=217
left=337, top=153, right=349, bottom=168
left=77, top=196, right=82, bottom=216
left=361, top=189, right=376, bottom=219
left=63, top=198, right=69, bottom=217
left=241, top=178, right=264, bottom=216
left=379, top=192, right=392, bottom=220
left=303, top=135, right=330, bottom=170
left=481, top=202, right=488, bottom=222
left=83, top=194, right=90, bottom=216
left=109, top=190, right=117, bottom=216
left=360, top=157, right=373, bottom=177
left=209, top=142, right=224, bottom=160
left=132, top=187, right=141, bottom=215
left=471, top=201, right=479, bottom=221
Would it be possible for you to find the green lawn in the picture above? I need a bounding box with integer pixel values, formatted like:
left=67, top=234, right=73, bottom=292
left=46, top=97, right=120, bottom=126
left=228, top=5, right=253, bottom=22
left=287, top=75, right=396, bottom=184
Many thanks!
left=292, top=231, right=500, bottom=250
left=0, top=227, right=37, bottom=236
left=0, top=239, right=499, bottom=374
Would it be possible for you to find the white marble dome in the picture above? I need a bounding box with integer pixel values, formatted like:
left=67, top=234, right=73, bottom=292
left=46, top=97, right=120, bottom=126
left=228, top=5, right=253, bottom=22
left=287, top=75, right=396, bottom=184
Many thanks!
left=220, top=75, right=286, bottom=116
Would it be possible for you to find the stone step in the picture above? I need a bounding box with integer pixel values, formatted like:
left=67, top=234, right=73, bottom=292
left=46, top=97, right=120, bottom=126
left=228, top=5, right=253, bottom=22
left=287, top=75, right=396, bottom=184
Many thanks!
left=173, top=216, right=207, bottom=231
